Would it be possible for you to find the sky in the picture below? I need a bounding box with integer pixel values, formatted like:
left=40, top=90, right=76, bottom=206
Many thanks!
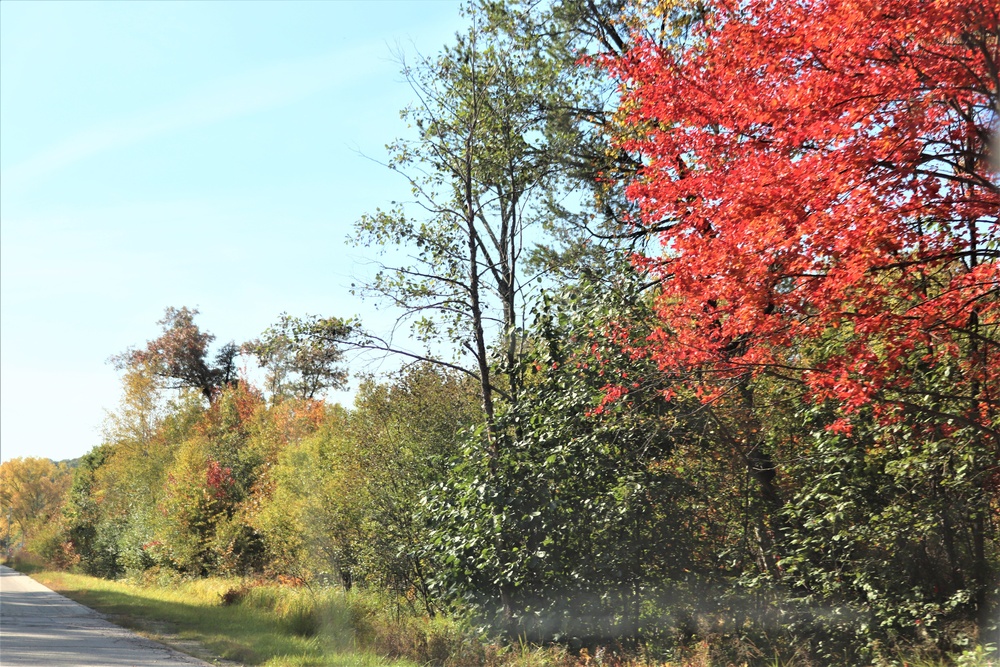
left=0, top=0, right=469, bottom=463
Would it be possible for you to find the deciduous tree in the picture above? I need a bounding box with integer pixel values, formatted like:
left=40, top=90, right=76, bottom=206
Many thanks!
left=0, top=457, right=71, bottom=549
left=607, top=0, right=998, bottom=423
left=245, top=314, right=350, bottom=401
left=607, top=0, right=999, bottom=641
left=350, top=19, right=547, bottom=445
left=114, top=307, right=239, bottom=403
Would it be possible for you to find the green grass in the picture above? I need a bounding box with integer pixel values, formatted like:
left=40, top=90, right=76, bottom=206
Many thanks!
left=29, top=570, right=420, bottom=667
left=13, top=564, right=998, bottom=667
left=7, top=566, right=570, bottom=667
left=2, top=553, right=46, bottom=575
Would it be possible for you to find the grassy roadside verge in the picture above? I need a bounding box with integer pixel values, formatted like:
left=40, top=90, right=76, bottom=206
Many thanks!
left=11, top=564, right=996, bottom=667
left=27, top=569, right=421, bottom=667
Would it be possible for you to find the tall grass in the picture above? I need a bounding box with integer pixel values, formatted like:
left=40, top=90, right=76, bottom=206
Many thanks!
left=19, top=566, right=999, bottom=667
left=30, top=570, right=418, bottom=667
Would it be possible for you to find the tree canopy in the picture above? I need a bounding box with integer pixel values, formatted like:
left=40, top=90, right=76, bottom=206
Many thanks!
left=113, top=307, right=239, bottom=403
left=606, top=0, right=998, bottom=431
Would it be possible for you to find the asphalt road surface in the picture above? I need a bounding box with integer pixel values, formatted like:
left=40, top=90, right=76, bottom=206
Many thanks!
left=0, top=565, right=211, bottom=666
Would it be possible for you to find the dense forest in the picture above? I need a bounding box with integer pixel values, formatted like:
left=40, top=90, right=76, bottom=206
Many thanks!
left=2, top=0, right=997, bottom=665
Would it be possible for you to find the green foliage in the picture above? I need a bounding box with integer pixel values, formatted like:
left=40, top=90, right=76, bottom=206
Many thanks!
left=351, top=366, right=483, bottom=600
left=255, top=407, right=367, bottom=586
left=64, top=444, right=118, bottom=576
left=425, top=269, right=716, bottom=644
left=256, top=365, right=482, bottom=603
left=772, top=401, right=998, bottom=657
left=245, top=313, right=352, bottom=401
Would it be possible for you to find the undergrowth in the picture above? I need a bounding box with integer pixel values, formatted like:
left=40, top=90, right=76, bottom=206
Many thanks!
left=11, top=562, right=998, bottom=667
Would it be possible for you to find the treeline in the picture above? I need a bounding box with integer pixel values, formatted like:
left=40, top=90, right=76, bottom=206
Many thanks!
left=15, top=274, right=998, bottom=664
left=4, top=0, right=997, bottom=665
left=62, top=362, right=481, bottom=595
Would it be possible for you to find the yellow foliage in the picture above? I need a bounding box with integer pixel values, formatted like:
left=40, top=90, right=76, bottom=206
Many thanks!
left=0, top=457, right=71, bottom=548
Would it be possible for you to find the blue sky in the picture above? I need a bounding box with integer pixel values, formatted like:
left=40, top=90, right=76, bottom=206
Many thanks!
left=1, top=1, right=467, bottom=462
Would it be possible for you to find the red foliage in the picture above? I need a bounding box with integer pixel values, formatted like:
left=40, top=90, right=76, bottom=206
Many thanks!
left=196, top=380, right=265, bottom=440
left=206, top=458, right=233, bottom=500
left=606, top=0, right=998, bottom=419
left=232, top=380, right=264, bottom=425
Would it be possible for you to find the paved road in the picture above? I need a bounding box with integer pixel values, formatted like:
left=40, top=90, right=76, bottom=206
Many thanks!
left=0, top=565, right=211, bottom=666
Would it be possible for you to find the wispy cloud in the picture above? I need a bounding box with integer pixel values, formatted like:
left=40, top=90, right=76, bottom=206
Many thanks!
left=1, top=43, right=377, bottom=193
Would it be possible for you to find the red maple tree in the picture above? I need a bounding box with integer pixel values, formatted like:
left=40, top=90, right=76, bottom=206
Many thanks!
left=606, top=0, right=999, bottom=431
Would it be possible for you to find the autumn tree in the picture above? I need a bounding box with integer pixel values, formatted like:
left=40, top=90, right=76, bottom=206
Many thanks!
left=114, top=307, right=239, bottom=403
left=0, top=457, right=71, bottom=551
left=608, top=0, right=998, bottom=424
left=253, top=366, right=480, bottom=599
left=607, top=0, right=999, bottom=645
left=483, top=0, right=722, bottom=286
left=63, top=382, right=205, bottom=578
left=102, top=361, right=164, bottom=452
